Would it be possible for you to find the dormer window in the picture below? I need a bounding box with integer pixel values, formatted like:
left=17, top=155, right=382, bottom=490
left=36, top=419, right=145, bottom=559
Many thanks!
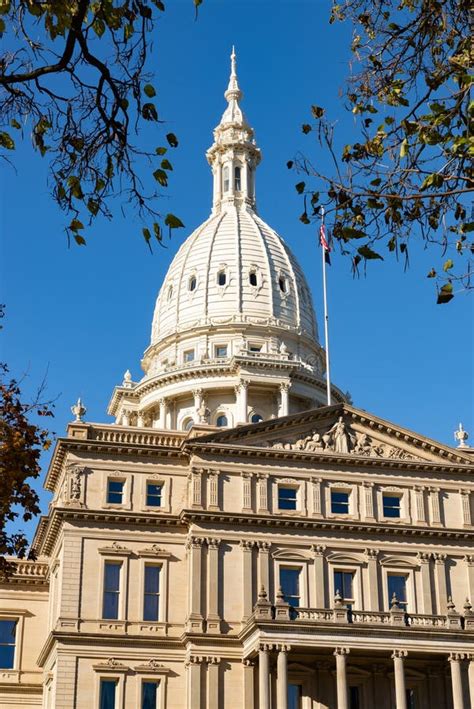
left=249, top=269, right=258, bottom=287
left=188, top=275, right=197, bottom=292
left=216, top=414, right=228, bottom=427
left=217, top=270, right=227, bottom=286
left=279, top=276, right=288, bottom=293
left=223, top=165, right=229, bottom=192
left=234, top=166, right=241, bottom=191
left=184, top=349, right=194, bottom=363
left=251, top=413, right=263, bottom=423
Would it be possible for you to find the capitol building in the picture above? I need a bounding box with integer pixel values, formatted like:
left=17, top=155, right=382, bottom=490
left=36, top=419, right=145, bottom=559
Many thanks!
left=1, top=52, right=473, bottom=709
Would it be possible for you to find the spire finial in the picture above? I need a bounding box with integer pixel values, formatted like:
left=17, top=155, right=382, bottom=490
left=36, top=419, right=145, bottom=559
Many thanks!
left=225, top=44, right=242, bottom=103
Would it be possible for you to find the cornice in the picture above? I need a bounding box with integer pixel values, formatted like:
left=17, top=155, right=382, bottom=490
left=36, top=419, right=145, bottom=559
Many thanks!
left=179, top=509, right=474, bottom=542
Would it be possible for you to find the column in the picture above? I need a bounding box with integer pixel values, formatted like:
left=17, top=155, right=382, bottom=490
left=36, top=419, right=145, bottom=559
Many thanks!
left=334, top=648, right=349, bottom=709
left=433, top=553, right=448, bottom=613
left=464, top=555, right=474, bottom=602
left=242, top=659, right=255, bottom=709
left=207, top=657, right=219, bottom=709
left=414, top=486, right=426, bottom=524
left=363, top=481, right=375, bottom=521
left=137, top=411, right=144, bottom=427
left=193, top=388, right=203, bottom=419
left=365, top=549, right=380, bottom=611
left=257, top=541, right=271, bottom=594
left=259, top=644, right=270, bottom=709
left=158, top=398, right=167, bottom=428
left=257, top=474, right=269, bottom=513
left=429, top=487, right=442, bottom=525
left=186, top=537, right=205, bottom=632
left=312, top=545, right=326, bottom=607
left=235, top=380, right=249, bottom=423
left=208, top=470, right=219, bottom=510
left=187, top=656, right=202, bottom=708
left=311, top=478, right=323, bottom=518
left=207, top=538, right=221, bottom=632
left=277, top=645, right=290, bottom=709
left=279, top=382, right=290, bottom=417
left=240, top=540, right=254, bottom=620
left=417, top=552, right=433, bottom=614
left=448, top=653, right=465, bottom=709
left=392, top=650, right=407, bottom=709
left=121, top=409, right=130, bottom=426
left=460, top=489, right=472, bottom=526
left=242, top=472, right=253, bottom=512
left=468, top=655, right=474, bottom=709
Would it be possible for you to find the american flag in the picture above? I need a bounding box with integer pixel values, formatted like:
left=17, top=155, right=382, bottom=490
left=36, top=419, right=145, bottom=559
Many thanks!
left=320, top=224, right=331, bottom=265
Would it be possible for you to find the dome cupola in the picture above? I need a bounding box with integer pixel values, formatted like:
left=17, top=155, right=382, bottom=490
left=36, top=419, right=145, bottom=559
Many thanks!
left=108, top=50, right=344, bottom=430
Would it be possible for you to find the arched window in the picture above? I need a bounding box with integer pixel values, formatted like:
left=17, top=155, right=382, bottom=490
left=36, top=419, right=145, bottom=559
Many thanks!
left=167, top=285, right=173, bottom=301
left=251, top=413, right=263, bottom=424
left=279, top=276, right=288, bottom=293
left=183, top=418, right=194, bottom=431
left=223, top=166, right=229, bottom=193
left=248, top=167, right=253, bottom=199
left=188, top=275, right=197, bottom=291
left=234, top=166, right=241, bottom=191
left=249, top=270, right=258, bottom=287
left=216, top=414, right=228, bottom=427
left=217, top=270, right=226, bottom=286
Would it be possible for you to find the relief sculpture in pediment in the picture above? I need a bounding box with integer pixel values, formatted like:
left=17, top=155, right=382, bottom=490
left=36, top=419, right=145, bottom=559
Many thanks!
left=268, top=417, right=415, bottom=460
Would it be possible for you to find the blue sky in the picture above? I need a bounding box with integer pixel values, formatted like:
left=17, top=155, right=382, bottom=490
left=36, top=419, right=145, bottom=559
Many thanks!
left=1, top=0, right=473, bottom=537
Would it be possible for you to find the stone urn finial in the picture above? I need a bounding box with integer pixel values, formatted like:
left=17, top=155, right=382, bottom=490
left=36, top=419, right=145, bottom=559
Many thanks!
left=390, top=592, right=400, bottom=610
left=71, top=397, right=86, bottom=422
left=122, top=369, right=132, bottom=388
left=463, top=598, right=473, bottom=615
left=275, top=586, right=285, bottom=604
left=258, top=585, right=268, bottom=602
left=454, top=423, right=469, bottom=448
left=334, top=589, right=344, bottom=608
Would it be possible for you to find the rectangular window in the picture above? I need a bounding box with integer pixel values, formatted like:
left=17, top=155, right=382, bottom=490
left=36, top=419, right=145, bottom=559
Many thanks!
left=143, top=565, right=161, bottom=621
left=349, top=686, right=360, bottom=709
left=234, top=166, right=241, bottom=191
left=280, top=567, right=301, bottom=607
left=107, top=479, right=124, bottom=505
left=288, top=684, right=302, bottom=709
left=215, top=345, right=227, bottom=358
left=383, top=494, right=401, bottom=518
left=388, top=574, right=408, bottom=609
left=184, top=349, right=194, bottom=363
left=142, top=680, right=159, bottom=709
left=334, top=570, right=354, bottom=604
left=99, top=679, right=117, bottom=709
left=331, top=490, right=350, bottom=514
left=278, top=486, right=297, bottom=510
left=102, top=562, right=121, bottom=619
left=146, top=483, right=162, bottom=507
left=0, top=620, right=17, bottom=669
left=249, top=344, right=262, bottom=352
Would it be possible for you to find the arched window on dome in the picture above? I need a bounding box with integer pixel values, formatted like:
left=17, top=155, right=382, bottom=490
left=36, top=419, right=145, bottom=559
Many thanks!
left=223, top=166, right=229, bottom=193
left=188, top=275, right=197, bottom=292
left=167, top=285, right=173, bottom=301
left=216, top=414, right=228, bottom=428
left=217, top=269, right=227, bottom=286
left=279, top=275, right=288, bottom=294
left=182, top=417, right=194, bottom=431
left=251, top=413, right=263, bottom=424
left=234, top=166, right=241, bottom=191
left=249, top=269, right=258, bottom=287
left=248, top=167, right=254, bottom=199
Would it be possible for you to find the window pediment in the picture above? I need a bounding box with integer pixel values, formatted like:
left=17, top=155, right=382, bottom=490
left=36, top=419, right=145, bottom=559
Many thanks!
left=380, top=555, right=419, bottom=568
left=327, top=552, right=365, bottom=565
left=272, top=548, right=310, bottom=561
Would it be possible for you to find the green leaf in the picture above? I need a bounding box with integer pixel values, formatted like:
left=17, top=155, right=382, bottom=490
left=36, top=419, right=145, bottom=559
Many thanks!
left=73, top=234, right=86, bottom=246
left=10, top=119, right=21, bottom=129
left=311, top=105, right=325, bottom=119
left=437, top=282, right=454, bottom=304
left=295, top=181, right=305, bottom=194
left=153, top=169, right=168, bottom=186
left=286, top=160, right=294, bottom=169
left=0, top=18, right=5, bottom=33
left=443, top=259, right=454, bottom=272
left=341, top=227, right=366, bottom=241
left=92, top=18, right=105, bottom=37
left=420, top=173, right=444, bottom=190
left=144, top=84, right=156, bottom=98
left=87, top=198, right=99, bottom=216
left=0, top=131, right=15, bottom=150
left=460, top=222, right=474, bottom=233
left=142, top=227, right=151, bottom=242
left=166, top=133, right=178, bottom=148
left=69, top=219, right=84, bottom=232
left=302, top=124, right=312, bottom=134
left=155, top=147, right=167, bottom=155
left=95, top=178, right=106, bottom=192
left=165, top=213, right=185, bottom=229
left=67, top=176, right=83, bottom=199
left=142, top=103, right=158, bottom=121
left=357, top=245, right=384, bottom=260
left=153, top=222, right=162, bottom=241
left=161, top=159, right=173, bottom=171
left=299, top=212, right=310, bottom=225
left=399, top=138, right=408, bottom=157
left=427, top=268, right=437, bottom=278
left=153, top=0, right=165, bottom=10
left=370, top=177, right=382, bottom=187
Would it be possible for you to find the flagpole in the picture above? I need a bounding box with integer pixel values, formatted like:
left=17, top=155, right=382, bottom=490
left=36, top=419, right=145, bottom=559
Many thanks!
left=320, top=207, right=332, bottom=406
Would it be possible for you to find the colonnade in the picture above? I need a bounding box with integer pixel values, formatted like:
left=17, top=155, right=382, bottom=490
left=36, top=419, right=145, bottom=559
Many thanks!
left=256, top=645, right=474, bottom=709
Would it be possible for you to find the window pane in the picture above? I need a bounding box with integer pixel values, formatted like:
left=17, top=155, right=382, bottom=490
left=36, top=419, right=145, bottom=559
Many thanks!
left=103, top=563, right=121, bottom=619
left=144, top=595, right=159, bottom=621
left=383, top=495, right=401, bottom=517
left=0, top=620, right=16, bottom=645
left=406, top=689, right=416, bottom=709
left=142, top=681, right=158, bottom=709
left=100, top=680, right=116, bottom=709
left=288, top=684, right=302, bottom=709
left=216, top=415, right=228, bottom=427
left=146, top=483, right=162, bottom=507
left=0, top=645, right=15, bottom=669
left=104, top=563, right=121, bottom=592
left=215, top=346, right=227, bottom=357
left=107, top=480, right=123, bottom=504
left=349, top=686, right=360, bottom=709
left=279, top=487, right=297, bottom=510
left=144, top=566, right=160, bottom=594
left=388, top=575, right=407, bottom=606
left=334, top=571, right=353, bottom=600
left=280, top=568, right=300, bottom=606
left=331, top=491, right=349, bottom=514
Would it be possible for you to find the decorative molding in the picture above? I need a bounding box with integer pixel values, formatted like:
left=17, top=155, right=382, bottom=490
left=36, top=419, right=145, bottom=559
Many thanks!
left=138, top=544, right=171, bottom=558
left=134, top=659, right=170, bottom=674
left=98, top=541, right=133, bottom=556
left=92, top=657, right=129, bottom=672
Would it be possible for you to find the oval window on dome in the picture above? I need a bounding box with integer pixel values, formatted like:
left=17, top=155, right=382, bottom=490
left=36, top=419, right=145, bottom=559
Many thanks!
left=217, top=270, right=226, bottom=286
left=251, top=413, right=263, bottom=424
left=216, top=414, right=228, bottom=427
left=188, top=275, right=197, bottom=292
left=249, top=269, right=258, bottom=287
left=279, top=275, right=288, bottom=293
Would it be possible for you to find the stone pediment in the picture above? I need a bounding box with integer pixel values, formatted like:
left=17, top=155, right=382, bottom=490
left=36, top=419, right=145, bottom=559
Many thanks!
left=190, top=404, right=472, bottom=466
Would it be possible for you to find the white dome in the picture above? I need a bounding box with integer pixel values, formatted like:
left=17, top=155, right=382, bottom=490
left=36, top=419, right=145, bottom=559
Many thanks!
left=151, top=205, right=318, bottom=346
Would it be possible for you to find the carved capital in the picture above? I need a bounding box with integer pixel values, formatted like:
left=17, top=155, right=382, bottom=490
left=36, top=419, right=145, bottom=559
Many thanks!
left=464, top=555, right=474, bottom=566
left=311, top=544, right=327, bottom=556
left=433, top=553, right=447, bottom=564
left=242, top=659, right=254, bottom=668
left=280, top=382, right=291, bottom=393
left=276, top=644, right=291, bottom=653
left=365, top=548, right=379, bottom=560
left=334, top=647, right=350, bottom=657
left=391, top=650, right=408, bottom=660
left=206, top=538, right=221, bottom=549
left=257, top=541, right=271, bottom=552
left=417, top=551, right=431, bottom=563
left=186, top=536, right=206, bottom=550
left=240, top=540, right=255, bottom=550
left=448, top=653, right=466, bottom=662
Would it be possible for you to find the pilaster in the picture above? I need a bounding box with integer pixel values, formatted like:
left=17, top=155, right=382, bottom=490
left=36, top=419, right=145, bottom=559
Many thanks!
left=185, top=536, right=205, bottom=632
left=207, top=538, right=221, bottom=632
left=433, top=553, right=448, bottom=614
left=417, top=552, right=433, bottom=615
left=365, top=548, right=380, bottom=611
left=311, top=544, right=326, bottom=607
left=240, top=540, right=255, bottom=620
left=257, top=541, right=271, bottom=594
